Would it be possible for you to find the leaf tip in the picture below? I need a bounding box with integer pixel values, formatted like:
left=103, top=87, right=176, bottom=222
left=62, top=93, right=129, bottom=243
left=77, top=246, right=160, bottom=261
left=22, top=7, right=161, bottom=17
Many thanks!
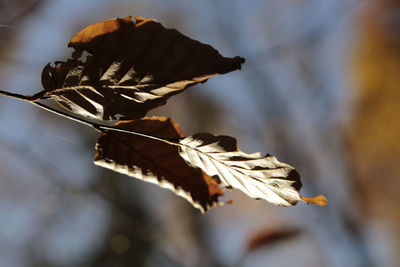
left=300, top=195, right=328, bottom=206
left=234, top=56, right=246, bottom=66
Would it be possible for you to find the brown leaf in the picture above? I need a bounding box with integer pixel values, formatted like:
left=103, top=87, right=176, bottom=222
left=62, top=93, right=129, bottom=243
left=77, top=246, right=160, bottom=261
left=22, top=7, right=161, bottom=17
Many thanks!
left=94, top=117, right=224, bottom=212
left=178, top=133, right=326, bottom=206
left=41, top=16, right=245, bottom=120
left=247, top=228, right=301, bottom=251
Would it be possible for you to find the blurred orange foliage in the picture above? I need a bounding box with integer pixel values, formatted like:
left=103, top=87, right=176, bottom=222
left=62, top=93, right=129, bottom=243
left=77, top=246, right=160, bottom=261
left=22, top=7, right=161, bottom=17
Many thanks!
left=349, top=0, right=400, bottom=238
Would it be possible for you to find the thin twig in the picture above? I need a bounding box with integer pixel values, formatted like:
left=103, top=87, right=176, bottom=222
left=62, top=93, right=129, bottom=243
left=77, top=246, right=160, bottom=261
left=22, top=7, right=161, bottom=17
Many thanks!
left=0, top=89, right=45, bottom=101
left=0, top=89, right=180, bottom=146
left=96, top=125, right=178, bottom=145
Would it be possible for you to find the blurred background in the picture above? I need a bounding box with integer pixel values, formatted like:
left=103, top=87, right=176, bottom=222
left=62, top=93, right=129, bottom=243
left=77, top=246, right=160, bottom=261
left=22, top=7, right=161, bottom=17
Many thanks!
left=0, top=0, right=399, bottom=266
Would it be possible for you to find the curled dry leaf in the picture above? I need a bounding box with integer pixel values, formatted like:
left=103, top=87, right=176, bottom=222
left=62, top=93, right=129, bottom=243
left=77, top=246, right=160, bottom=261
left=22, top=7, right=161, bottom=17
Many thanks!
left=41, top=16, right=245, bottom=120
left=95, top=120, right=326, bottom=211
left=178, top=133, right=327, bottom=206
left=94, top=117, right=224, bottom=213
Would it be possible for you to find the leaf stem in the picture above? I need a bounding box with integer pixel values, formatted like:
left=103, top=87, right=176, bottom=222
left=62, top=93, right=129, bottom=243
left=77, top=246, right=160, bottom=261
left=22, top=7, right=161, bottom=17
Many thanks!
left=96, top=125, right=179, bottom=146
left=0, top=89, right=180, bottom=146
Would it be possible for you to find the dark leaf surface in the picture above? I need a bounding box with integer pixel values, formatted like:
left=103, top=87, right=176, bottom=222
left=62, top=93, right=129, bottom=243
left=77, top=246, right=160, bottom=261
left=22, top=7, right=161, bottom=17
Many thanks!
left=41, top=16, right=245, bottom=120
left=94, top=117, right=224, bottom=212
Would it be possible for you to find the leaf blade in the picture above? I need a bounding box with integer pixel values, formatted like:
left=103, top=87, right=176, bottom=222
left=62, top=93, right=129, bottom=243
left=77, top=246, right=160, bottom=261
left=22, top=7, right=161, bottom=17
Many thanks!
left=178, top=133, right=324, bottom=206
left=42, top=16, right=245, bottom=120
left=94, top=117, right=224, bottom=212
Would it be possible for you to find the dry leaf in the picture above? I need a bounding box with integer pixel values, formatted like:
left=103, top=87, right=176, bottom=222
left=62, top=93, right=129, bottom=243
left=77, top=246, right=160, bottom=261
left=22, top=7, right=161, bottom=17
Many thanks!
left=94, top=117, right=224, bottom=212
left=178, top=133, right=326, bottom=206
left=95, top=125, right=326, bottom=210
left=41, top=16, right=245, bottom=120
left=247, top=228, right=301, bottom=251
